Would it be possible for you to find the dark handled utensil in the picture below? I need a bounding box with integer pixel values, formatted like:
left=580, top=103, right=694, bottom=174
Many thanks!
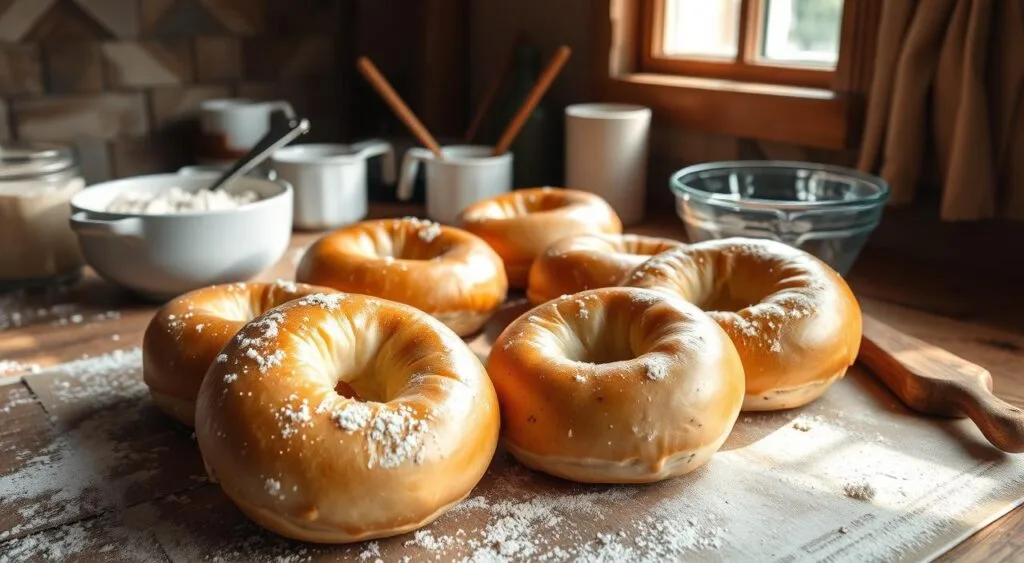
left=206, top=112, right=310, bottom=192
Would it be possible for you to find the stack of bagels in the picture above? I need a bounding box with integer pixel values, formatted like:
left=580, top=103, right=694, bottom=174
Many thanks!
left=142, top=186, right=862, bottom=544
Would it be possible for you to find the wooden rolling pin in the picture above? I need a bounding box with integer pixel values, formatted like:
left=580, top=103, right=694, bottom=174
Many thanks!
left=860, top=315, right=1024, bottom=453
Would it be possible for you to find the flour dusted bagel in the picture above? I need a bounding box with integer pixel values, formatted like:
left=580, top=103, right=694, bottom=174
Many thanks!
left=195, top=292, right=500, bottom=543
left=527, top=233, right=684, bottom=305
left=296, top=217, right=507, bottom=336
left=459, top=187, right=623, bottom=288
left=488, top=287, right=745, bottom=484
left=143, top=280, right=336, bottom=427
left=627, top=238, right=862, bottom=411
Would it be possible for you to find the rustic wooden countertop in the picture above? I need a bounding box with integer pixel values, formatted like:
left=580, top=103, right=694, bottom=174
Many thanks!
left=1, top=203, right=1022, bottom=561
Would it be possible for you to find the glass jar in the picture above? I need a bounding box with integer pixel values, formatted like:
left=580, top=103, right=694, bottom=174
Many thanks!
left=0, top=142, right=86, bottom=291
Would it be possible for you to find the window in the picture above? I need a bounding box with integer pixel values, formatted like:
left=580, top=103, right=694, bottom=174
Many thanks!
left=643, top=0, right=846, bottom=88
left=597, top=0, right=880, bottom=149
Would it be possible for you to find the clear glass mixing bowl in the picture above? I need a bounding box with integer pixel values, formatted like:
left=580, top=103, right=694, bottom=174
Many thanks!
left=671, top=161, right=890, bottom=275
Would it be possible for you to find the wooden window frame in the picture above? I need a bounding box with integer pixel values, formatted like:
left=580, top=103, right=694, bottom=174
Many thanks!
left=641, top=0, right=836, bottom=89
left=593, top=0, right=881, bottom=150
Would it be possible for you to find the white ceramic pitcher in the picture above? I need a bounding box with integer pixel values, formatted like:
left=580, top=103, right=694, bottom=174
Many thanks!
left=272, top=139, right=396, bottom=230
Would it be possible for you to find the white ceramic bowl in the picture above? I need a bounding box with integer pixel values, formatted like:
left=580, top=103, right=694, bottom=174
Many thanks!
left=68, top=173, right=293, bottom=300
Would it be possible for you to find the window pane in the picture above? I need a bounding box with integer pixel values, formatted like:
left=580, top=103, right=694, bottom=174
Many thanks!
left=760, top=0, right=844, bottom=67
left=661, top=0, right=742, bottom=59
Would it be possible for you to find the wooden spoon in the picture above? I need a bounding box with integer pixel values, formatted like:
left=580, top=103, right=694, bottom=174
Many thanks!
left=859, top=314, right=1024, bottom=453
left=357, top=56, right=444, bottom=159
left=491, top=45, right=572, bottom=156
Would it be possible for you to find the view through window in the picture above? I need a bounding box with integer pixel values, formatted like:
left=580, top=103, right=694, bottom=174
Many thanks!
left=651, top=0, right=845, bottom=85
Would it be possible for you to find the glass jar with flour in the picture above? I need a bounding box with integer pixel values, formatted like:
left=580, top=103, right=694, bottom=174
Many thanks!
left=0, top=143, right=86, bottom=291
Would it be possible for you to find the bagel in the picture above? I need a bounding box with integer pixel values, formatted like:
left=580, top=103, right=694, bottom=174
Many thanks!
left=627, top=238, right=862, bottom=411
left=142, top=280, right=337, bottom=427
left=459, top=187, right=622, bottom=288
left=527, top=233, right=684, bottom=305
left=487, top=287, right=745, bottom=484
left=195, top=292, right=500, bottom=543
left=295, top=217, right=507, bottom=336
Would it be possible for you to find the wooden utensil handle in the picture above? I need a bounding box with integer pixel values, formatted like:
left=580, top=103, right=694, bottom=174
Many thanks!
left=950, top=382, right=1024, bottom=453
left=492, top=46, right=572, bottom=156
left=356, top=57, right=444, bottom=159
left=860, top=315, right=1024, bottom=453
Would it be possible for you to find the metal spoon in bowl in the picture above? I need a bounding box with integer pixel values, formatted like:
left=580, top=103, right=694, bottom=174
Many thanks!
left=205, top=111, right=311, bottom=192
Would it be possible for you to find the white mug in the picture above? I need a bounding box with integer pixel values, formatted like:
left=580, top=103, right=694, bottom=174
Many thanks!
left=272, top=140, right=396, bottom=230
left=565, top=103, right=651, bottom=226
left=396, top=145, right=513, bottom=225
left=198, top=98, right=295, bottom=163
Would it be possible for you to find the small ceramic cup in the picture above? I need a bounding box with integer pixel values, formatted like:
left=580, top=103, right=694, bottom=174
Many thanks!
left=396, top=145, right=513, bottom=225
left=197, top=98, right=295, bottom=163
left=565, top=103, right=651, bottom=226
left=271, top=139, right=396, bottom=230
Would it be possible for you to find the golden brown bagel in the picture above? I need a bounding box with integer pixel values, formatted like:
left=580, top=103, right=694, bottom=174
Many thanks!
left=627, top=238, right=862, bottom=411
left=458, top=187, right=623, bottom=288
left=295, top=217, right=507, bottom=336
left=142, top=280, right=337, bottom=427
left=488, top=287, right=745, bottom=484
left=527, top=233, right=684, bottom=305
left=195, top=292, right=500, bottom=543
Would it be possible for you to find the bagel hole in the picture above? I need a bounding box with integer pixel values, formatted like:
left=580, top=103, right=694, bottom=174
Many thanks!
left=565, top=324, right=636, bottom=365
left=216, top=293, right=257, bottom=322
left=333, top=372, right=387, bottom=403
left=704, top=290, right=759, bottom=313
left=518, top=193, right=565, bottom=213
left=334, top=380, right=362, bottom=400
left=574, top=341, right=634, bottom=364
left=373, top=231, right=447, bottom=261
left=329, top=357, right=389, bottom=402
left=486, top=192, right=566, bottom=218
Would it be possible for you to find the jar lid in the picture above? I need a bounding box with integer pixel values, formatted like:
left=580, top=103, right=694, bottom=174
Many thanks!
left=0, top=142, right=76, bottom=181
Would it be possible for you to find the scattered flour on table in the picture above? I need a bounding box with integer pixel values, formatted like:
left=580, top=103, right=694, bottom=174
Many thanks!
left=843, top=482, right=876, bottom=501
left=0, top=386, right=38, bottom=414
left=792, top=420, right=813, bottom=432
left=0, top=348, right=181, bottom=546
left=145, top=504, right=338, bottom=563
left=358, top=540, right=382, bottom=561
left=405, top=529, right=456, bottom=551
left=0, top=512, right=165, bottom=563
left=0, top=359, right=41, bottom=377
left=393, top=463, right=724, bottom=562
left=0, top=285, right=122, bottom=332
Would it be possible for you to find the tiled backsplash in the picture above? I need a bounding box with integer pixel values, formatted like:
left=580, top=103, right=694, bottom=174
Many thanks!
left=0, top=0, right=342, bottom=183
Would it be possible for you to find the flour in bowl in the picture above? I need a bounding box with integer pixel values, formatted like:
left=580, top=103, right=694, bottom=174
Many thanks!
left=105, top=186, right=260, bottom=214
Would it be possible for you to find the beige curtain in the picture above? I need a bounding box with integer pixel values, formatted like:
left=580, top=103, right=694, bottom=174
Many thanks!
left=857, top=0, right=1024, bottom=221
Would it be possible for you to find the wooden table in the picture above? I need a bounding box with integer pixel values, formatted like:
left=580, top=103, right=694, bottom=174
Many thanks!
left=2, top=203, right=1022, bottom=561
